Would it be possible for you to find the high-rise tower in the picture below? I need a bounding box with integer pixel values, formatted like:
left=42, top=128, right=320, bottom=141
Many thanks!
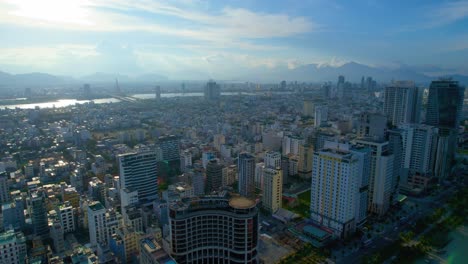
left=384, top=81, right=422, bottom=126
left=118, top=151, right=158, bottom=204
left=238, top=153, right=256, bottom=198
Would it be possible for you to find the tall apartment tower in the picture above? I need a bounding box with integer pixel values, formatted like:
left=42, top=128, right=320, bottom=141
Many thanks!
left=426, top=79, right=465, bottom=180
left=303, top=99, right=314, bottom=117
left=282, top=135, right=303, bottom=156
left=262, top=168, right=282, bottom=213
left=310, top=146, right=365, bottom=238
left=87, top=201, right=107, bottom=247
left=314, top=105, right=329, bottom=128
left=238, top=153, right=256, bottom=198
left=205, top=159, right=224, bottom=193
left=204, top=80, right=221, bottom=101
left=118, top=151, right=158, bottom=204
left=297, top=143, right=314, bottom=179
left=393, top=124, right=438, bottom=192
left=354, top=139, right=395, bottom=216
left=384, top=81, right=422, bottom=126
left=166, top=195, right=259, bottom=263
left=158, top=135, right=180, bottom=161
left=0, top=172, right=10, bottom=204
left=264, top=151, right=281, bottom=169
left=30, top=191, right=49, bottom=239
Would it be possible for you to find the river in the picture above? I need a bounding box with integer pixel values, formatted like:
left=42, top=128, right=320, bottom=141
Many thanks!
left=0, top=92, right=257, bottom=109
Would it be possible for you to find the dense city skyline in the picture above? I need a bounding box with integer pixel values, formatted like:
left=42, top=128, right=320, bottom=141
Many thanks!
left=0, top=1, right=467, bottom=264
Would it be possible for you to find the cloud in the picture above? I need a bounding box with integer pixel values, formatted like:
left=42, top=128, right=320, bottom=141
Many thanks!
left=431, top=0, right=468, bottom=27
left=0, top=0, right=315, bottom=40
left=317, top=57, right=349, bottom=68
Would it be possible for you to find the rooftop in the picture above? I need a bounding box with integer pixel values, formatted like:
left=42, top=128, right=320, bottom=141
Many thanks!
left=229, top=196, right=256, bottom=209
left=88, top=202, right=105, bottom=211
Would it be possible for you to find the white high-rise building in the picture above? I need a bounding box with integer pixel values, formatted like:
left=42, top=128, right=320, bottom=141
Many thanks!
left=180, top=150, right=192, bottom=172
left=262, top=168, right=282, bottom=213
left=354, top=139, right=394, bottom=216
left=88, top=201, right=107, bottom=247
left=57, top=202, right=75, bottom=233
left=118, top=151, right=158, bottom=204
left=384, top=81, right=422, bottom=126
left=238, top=153, right=255, bottom=198
left=310, top=146, right=364, bottom=238
left=264, top=151, right=281, bottom=169
left=282, top=135, right=303, bottom=156
left=255, top=162, right=265, bottom=190
left=398, top=124, right=438, bottom=174
left=314, top=105, right=329, bottom=128
left=394, top=124, right=438, bottom=192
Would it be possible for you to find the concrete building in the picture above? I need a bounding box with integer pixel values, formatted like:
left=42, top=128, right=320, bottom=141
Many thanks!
left=356, top=113, right=387, bottom=140
left=158, top=135, right=180, bottom=162
left=264, top=151, right=281, bottom=169
left=426, top=79, right=465, bottom=180
left=119, top=151, right=158, bottom=204
left=30, top=191, right=49, bottom=239
left=57, top=202, right=75, bottom=233
left=204, top=80, right=221, bottom=101
left=238, top=153, right=256, bottom=198
left=297, top=143, right=314, bottom=179
left=354, top=139, right=395, bottom=216
left=310, top=145, right=366, bottom=238
left=314, top=105, right=329, bottom=128
left=109, top=226, right=141, bottom=264
left=303, top=99, right=314, bottom=117
left=0, top=230, right=26, bottom=264
left=0, top=171, right=10, bottom=204
left=394, top=124, right=438, bottom=193
left=205, top=159, right=224, bottom=193
left=2, top=198, right=25, bottom=231
left=87, top=201, right=107, bottom=247
left=262, top=168, right=282, bottom=213
left=282, top=135, right=303, bottom=156
left=213, top=134, right=226, bottom=151
left=222, top=165, right=237, bottom=187
left=50, top=221, right=65, bottom=253
left=166, top=195, right=258, bottom=263
left=140, top=237, right=176, bottom=264
left=180, top=150, right=192, bottom=172
left=384, top=81, right=422, bottom=126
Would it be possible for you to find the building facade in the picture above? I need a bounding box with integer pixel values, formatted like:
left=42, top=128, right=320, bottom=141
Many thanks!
left=384, top=81, right=422, bottom=126
left=119, top=151, right=158, bottom=204
left=261, top=168, right=282, bottom=213
left=166, top=195, right=259, bottom=264
left=238, top=153, right=256, bottom=198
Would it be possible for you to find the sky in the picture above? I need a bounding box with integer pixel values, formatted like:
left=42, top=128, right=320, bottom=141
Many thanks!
left=0, top=0, right=467, bottom=79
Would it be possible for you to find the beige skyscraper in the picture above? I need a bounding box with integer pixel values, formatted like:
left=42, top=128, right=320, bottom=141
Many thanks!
left=262, top=167, right=282, bottom=213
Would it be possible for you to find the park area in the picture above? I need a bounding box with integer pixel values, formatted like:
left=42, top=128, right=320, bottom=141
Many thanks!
left=283, top=190, right=311, bottom=218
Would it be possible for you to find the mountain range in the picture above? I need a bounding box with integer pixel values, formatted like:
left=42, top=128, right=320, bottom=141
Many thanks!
left=0, top=62, right=467, bottom=88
